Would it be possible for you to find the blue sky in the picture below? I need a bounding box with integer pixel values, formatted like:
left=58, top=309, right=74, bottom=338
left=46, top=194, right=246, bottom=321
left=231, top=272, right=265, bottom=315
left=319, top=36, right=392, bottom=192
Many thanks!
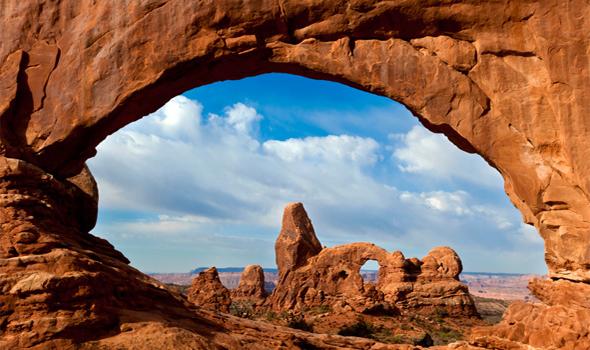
left=88, top=73, right=546, bottom=274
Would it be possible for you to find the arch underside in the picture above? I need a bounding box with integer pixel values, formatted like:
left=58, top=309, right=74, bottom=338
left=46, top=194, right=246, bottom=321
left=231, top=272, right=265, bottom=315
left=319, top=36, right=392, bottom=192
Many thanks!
left=1, top=1, right=590, bottom=349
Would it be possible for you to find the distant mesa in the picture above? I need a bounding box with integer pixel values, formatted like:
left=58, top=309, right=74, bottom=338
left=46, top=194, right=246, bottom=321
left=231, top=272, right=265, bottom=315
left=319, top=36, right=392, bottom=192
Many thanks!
left=190, top=267, right=249, bottom=274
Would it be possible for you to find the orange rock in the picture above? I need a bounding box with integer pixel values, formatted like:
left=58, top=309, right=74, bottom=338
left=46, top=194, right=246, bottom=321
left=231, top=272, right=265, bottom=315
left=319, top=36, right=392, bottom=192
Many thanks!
left=470, top=278, right=590, bottom=348
left=1, top=1, right=590, bottom=348
left=275, top=202, right=323, bottom=279
left=270, top=204, right=478, bottom=317
left=187, top=267, right=231, bottom=313
left=231, top=264, right=267, bottom=305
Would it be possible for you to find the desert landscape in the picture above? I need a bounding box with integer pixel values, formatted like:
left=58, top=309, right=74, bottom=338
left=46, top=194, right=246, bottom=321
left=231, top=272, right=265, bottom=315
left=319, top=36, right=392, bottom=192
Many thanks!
left=155, top=271, right=533, bottom=326
left=154, top=203, right=532, bottom=346
left=152, top=270, right=538, bottom=302
left=153, top=270, right=536, bottom=327
left=1, top=1, right=590, bottom=349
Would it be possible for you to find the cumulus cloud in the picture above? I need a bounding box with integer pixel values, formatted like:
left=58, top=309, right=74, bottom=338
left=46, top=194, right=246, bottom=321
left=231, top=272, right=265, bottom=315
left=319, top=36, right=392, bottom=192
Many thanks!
left=89, top=96, right=546, bottom=274
left=150, top=95, right=202, bottom=140
left=392, top=126, right=503, bottom=188
left=263, top=135, right=379, bottom=165
left=218, top=103, right=262, bottom=135
left=399, top=190, right=472, bottom=216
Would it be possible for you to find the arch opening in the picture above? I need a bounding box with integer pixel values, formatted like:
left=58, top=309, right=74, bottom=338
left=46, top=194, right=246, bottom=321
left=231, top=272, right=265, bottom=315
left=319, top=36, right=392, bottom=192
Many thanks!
left=2, top=2, right=588, bottom=349
left=360, top=259, right=380, bottom=288
left=86, top=73, right=545, bottom=346
left=88, top=73, right=545, bottom=278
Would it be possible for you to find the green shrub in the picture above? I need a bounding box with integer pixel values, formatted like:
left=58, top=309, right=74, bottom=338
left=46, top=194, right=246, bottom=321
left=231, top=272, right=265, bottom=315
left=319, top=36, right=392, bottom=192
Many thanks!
left=264, top=311, right=278, bottom=321
left=229, top=301, right=254, bottom=319
left=306, top=304, right=331, bottom=315
left=433, top=328, right=462, bottom=344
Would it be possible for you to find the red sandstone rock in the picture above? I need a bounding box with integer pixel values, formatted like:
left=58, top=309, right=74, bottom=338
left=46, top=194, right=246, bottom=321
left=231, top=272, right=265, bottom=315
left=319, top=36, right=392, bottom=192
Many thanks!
left=0, top=1, right=589, bottom=349
left=469, top=277, right=590, bottom=348
left=275, top=202, right=323, bottom=279
left=231, top=264, right=267, bottom=305
left=420, top=247, right=463, bottom=280
left=269, top=205, right=477, bottom=317
left=187, top=267, right=231, bottom=313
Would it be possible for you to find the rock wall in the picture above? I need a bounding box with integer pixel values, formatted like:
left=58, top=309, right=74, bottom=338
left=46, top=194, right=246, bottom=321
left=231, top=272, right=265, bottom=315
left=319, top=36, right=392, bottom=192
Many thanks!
left=1, top=0, right=590, bottom=348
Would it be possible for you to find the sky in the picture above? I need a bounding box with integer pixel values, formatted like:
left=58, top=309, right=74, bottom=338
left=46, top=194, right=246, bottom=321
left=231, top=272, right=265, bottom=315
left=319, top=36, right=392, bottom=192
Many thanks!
left=88, top=73, right=546, bottom=274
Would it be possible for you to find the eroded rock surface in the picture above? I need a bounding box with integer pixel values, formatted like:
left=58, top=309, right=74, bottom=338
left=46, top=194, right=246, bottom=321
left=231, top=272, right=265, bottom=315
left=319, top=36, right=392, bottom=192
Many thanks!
left=270, top=204, right=478, bottom=318
left=1, top=0, right=590, bottom=348
left=187, top=267, right=231, bottom=313
left=471, top=278, right=590, bottom=349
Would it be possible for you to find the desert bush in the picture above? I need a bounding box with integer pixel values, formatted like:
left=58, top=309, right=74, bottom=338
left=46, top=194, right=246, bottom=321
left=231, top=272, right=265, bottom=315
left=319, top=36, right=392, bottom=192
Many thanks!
left=433, top=327, right=462, bottom=344
left=229, top=301, right=254, bottom=319
left=305, top=304, right=332, bottom=315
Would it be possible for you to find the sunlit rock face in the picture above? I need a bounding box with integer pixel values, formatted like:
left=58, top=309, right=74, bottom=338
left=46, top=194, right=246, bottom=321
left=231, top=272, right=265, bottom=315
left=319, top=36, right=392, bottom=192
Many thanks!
left=270, top=203, right=478, bottom=317
left=231, top=264, right=267, bottom=305
left=1, top=0, right=590, bottom=348
left=275, top=203, right=323, bottom=280
left=187, top=267, right=232, bottom=313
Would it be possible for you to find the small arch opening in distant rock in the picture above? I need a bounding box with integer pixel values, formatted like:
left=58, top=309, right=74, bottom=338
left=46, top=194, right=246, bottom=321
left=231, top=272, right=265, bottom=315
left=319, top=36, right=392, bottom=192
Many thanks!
left=360, top=259, right=380, bottom=287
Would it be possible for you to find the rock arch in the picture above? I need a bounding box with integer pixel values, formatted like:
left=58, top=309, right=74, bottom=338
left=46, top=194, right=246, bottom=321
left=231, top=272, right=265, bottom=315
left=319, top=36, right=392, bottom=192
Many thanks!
left=1, top=1, right=590, bottom=348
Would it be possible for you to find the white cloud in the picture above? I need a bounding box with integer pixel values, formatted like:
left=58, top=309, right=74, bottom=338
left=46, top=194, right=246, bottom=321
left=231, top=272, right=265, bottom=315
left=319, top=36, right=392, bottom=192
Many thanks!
left=515, top=223, right=543, bottom=245
left=392, top=126, right=503, bottom=188
left=89, top=96, right=546, bottom=274
left=219, top=103, right=262, bottom=135
left=263, top=135, right=379, bottom=165
left=399, top=190, right=472, bottom=216
left=149, top=95, right=202, bottom=141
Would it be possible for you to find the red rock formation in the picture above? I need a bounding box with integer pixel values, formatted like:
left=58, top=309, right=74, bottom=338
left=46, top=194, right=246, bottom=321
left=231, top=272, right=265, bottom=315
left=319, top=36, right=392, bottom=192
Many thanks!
left=1, top=1, right=589, bottom=348
left=187, top=267, right=231, bottom=313
left=379, top=247, right=477, bottom=317
left=275, top=202, right=323, bottom=279
left=470, top=278, right=590, bottom=349
left=231, top=264, right=267, bottom=305
left=270, top=205, right=477, bottom=317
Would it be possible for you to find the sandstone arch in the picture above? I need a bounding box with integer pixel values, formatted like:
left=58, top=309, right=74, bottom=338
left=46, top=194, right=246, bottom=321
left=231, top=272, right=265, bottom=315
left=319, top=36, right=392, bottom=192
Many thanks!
left=1, top=1, right=590, bottom=349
